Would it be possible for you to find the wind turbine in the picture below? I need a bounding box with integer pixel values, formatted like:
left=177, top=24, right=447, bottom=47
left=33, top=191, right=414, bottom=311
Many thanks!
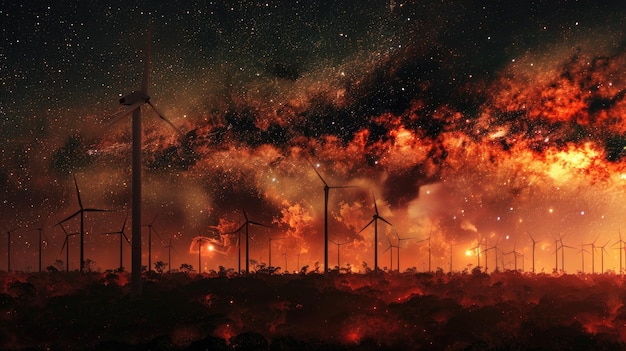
left=359, top=192, right=394, bottom=273
left=57, top=222, right=79, bottom=272
left=598, top=240, right=610, bottom=274
left=578, top=243, right=590, bottom=273
left=329, top=239, right=351, bottom=269
left=229, top=207, right=270, bottom=273
left=383, top=237, right=399, bottom=272
left=194, top=236, right=212, bottom=273
left=309, top=161, right=359, bottom=273
left=582, top=235, right=600, bottom=274
left=29, top=222, right=49, bottom=273
left=224, top=223, right=245, bottom=273
left=558, top=235, right=576, bottom=273
left=528, top=232, right=541, bottom=274
left=56, top=175, right=108, bottom=273
left=394, top=229, right=420, bottom=272
left=612, top=230, right=626, bottom=276
left=164, top=237, right=175, bottom=273
left=102, top=213, right=131, bottom=271
left=143, top=215, right=163, bottom=272
left=5, top=227, right=19, bottom=272
left=268, top=236, right=285, bottom=270
left=107, top=30, right=181, bottom=297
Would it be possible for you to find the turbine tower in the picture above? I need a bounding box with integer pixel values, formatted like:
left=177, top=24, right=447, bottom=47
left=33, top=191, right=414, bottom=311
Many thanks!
left=108, top=30, right=181, bottom=297
left=329, top=239, right=351, bottom=269
left=164, top=237, right=175, bottom=273
left=358, top=192, right=393, bottom=273
left=309, top=161, right=358, bottom=274
left=56, top=175, right=107, bottom=273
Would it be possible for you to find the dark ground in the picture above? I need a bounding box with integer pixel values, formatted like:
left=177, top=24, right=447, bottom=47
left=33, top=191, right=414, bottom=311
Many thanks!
left=2, top=269, right=626, bottom=350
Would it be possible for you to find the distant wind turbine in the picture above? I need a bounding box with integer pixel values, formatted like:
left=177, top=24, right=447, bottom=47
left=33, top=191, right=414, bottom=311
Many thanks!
left=359, top=192, right=394, bottom=273
left=56, top=175, right=107, bottom=273
left=102, top=213, right=131, bottom=271
left=528, top=232, right=541, bottom=274
left=57, top=222, right=79, bottom=272
left=143, top=215, right=163, bottom=272
left=164, top=237, right=175, bottom=273
left=194, top=236, right=211, bottom=273
left=29, top=221, right=49, bottom=272
left=107, top=29, right=181, bottom=297
left=5, top=227, right=19, bottom=272
left=598, top=240, right=610, bottom=274
left=229, top=207, right=270, bottom=273
left=329, top=239, right=351, bottom=269
left=309, top=161, right=359, bottom=273
left=224, top=223, right=244, bottom=273
left=613, top=230, right=626, bottom=276
left=268, top=236, right=285, bottom=270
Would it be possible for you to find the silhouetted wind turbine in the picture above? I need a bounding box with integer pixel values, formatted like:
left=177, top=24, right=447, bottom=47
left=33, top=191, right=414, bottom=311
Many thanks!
left=359, top=192, right=394, bottom=273
left=143, top=215, right=163, bottom=272
left=558, top=236, right=576, bottom=273
left=164, top=237, right=175, bottom=273
left=528, top=232, right=541, bottom=274
left=309, top=161, right=359, bottom=273
left=29, top=221, right=49, bottom=272
left=578, top=243, right=590, bottom=273
left=107, top=30, right=182, bottom=297
left=230, top=207, right=270, bottom=273
left=56, top=175, right=107, bottom=273
left=224, top=223, right=244, bottom=273
left=329, top=239, right=351, bottom=269
left=5, top=227, right=19, bottom=272
left=268, top=236, right=285, bottom=269
left=102, top=213, right=131, bottom=271
left=194, top=236, right=211, bottom=273
left=598, top=240, right=610, bottom=274
left=57, top=222, right=79, bottom=272
left=383, top=237, right=399, bottom=271
left=582, top=235, right=600, bottom=274
left=394, top=229, right=420, bottom=272
left=612, top=230, right=626, bottom=276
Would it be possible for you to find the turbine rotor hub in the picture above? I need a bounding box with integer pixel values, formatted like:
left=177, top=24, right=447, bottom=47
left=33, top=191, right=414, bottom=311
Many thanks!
left=119, top=91, right=150, bottom=105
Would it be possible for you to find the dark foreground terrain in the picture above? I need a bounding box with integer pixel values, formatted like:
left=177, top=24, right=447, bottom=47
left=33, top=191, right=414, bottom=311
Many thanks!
left=2, top=269, right=626, bottom=350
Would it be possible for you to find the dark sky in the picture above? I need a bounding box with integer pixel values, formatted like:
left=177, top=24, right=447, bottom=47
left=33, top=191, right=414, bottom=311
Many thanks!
left=1, top=0, right=626, bottom=273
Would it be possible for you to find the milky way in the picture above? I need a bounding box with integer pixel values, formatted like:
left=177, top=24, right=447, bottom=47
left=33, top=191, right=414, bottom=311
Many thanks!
left=1, top=1, right=626, bottom=274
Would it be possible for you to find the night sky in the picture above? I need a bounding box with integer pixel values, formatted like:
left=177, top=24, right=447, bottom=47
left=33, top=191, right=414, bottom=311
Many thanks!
left=1, top=0, right=626, bottom=274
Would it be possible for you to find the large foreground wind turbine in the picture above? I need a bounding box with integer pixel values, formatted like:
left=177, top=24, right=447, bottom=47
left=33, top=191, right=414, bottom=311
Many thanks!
left=108, top=30, right=180, bottom=296
left=309, top=161, right=358, bottom=273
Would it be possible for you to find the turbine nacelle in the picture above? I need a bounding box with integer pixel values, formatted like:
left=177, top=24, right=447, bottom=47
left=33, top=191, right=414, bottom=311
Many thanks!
left=120, top=91, right=149, bottom=105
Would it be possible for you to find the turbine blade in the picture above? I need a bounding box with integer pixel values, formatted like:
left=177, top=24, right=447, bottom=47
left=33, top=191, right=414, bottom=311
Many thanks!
left=147, top=101, right=183, bottom=135
left=84, top=208, right=109, bottom=213
left=73, top=175, right=83, bottom=209
left=60, top=237, right=69, bottom=254
left=378, top=216, right=393, bottom=227
left=242, top=207, right=249, bottom=221
left=358, top=219, right=376, bottom=233
left=372, top=192, right=379, bottom=216
left=308, top=161, right=328, bottom=186
left=152, top=226, right=163, bottom=240
left=123, top=233, right=131, bottom=245
left=106, top=100, right=144, bottom=127
left=58, top=210, right=81, bottom=225
left=249, top=221, right=270, bottom=228
left=329, top=185, right=359, bottom=189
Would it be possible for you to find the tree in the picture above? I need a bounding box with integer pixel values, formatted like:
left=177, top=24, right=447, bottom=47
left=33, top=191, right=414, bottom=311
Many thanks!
left=154, top=261, right=168, bottom=274
left=84, top=258, right=96, bottom=273
left=53, top=259, right=64, bottom=272
left=180, top=263, right=193, bottom=274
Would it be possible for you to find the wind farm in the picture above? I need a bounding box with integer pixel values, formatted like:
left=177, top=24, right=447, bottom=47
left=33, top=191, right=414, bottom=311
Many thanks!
left=2, top=0, right=626, bottom=349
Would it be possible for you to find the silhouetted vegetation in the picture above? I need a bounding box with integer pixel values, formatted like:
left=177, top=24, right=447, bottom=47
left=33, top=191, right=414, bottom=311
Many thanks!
left=1, top=270, right=626, bottom=350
